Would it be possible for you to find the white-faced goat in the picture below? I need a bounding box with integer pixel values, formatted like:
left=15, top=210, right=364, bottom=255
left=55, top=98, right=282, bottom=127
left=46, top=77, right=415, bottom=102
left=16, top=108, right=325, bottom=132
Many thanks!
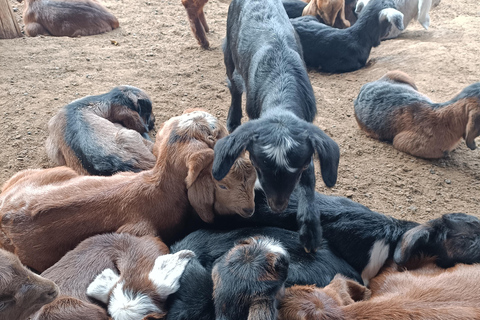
left=356, top=0, right=441, bottom=39
left=32, top=233, right=190, bottom=320
left=0, top=110, right=256, bottom=272
left=212, top=0, right=340, bottom=253
left=19, top=0, right=119, bottom=37
left=212, top=236, right=290, bottom=320
left=354, top=71, right=480, bottom=158
left=289, top=0, right=405, bottom=72
left=46, top=85, right=156, bottom=176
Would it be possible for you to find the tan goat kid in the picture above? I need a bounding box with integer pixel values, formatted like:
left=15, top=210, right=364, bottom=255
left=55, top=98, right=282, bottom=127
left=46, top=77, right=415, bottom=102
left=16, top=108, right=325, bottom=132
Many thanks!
left=0, top=110, right=256, bottom=272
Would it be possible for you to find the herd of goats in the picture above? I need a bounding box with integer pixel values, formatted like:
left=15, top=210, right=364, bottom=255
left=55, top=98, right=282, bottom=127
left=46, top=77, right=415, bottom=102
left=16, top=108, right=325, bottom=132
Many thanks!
left=2, top=0, right=480, bottom=318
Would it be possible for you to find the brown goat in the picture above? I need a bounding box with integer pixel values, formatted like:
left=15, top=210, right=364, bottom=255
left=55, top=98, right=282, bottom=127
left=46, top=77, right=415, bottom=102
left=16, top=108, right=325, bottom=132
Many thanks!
left=182, top=0, right=210, bottom=48
left=279, top=261, right=480, bottom=320
left=355, top=71, right=480, bottom=158
left=302, top=0, right=350, bottom=28
left=46, top=86, right=156, bottom=176
left=34, top=233, right=192, bottom=320
left=19, top=0, right=119, bottom=37
left=0, top=109, right=256, bottom=272
left=0, top=248, right=58, bottom=320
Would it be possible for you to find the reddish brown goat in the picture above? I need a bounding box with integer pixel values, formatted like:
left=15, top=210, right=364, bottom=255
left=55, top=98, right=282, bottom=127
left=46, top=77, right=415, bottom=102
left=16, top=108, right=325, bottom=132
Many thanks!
left=0, top=109, right=256, bottom=272
left=302, top=0, right=351, bottom=28
left=279, top=260, right=480, bottom=320
left=19, top=0, right=119, bottom=37
left=33, top=233, right=193, bottom=320
left=182, top=0, right=210, bottom=48
left=0, top=248, right=58, bottom=320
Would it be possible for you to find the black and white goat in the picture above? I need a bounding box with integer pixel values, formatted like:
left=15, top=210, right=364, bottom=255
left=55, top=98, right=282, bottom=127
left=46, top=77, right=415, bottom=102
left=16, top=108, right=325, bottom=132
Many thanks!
left=212, top=0, right=340, bottom=253
left=289, top=0, right=405, bottom=72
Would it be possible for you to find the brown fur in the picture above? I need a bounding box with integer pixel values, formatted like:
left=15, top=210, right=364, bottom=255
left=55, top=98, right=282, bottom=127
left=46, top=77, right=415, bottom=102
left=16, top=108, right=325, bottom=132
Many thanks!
left=0, top=109, right=256, bottom=272
left=279, top=263, right=480, bottom=320
left=302, top=0, right=350, bottom=28
left=21, top=0, right=119, bottom=37
left=33, top=233, right=169, bottom=320
left=380, top=70, right=418, bottom=91
left=182, top=0, right=210, bottom=48
left=0, top=248, right=59, bottom=320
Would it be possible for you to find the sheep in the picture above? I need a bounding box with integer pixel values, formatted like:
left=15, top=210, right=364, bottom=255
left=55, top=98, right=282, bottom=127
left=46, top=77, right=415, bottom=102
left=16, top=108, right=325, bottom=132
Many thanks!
left=278, top=261, right=480, bottom=320
left=356, top=0, right=441, bottom=39
left=181, top=0, right=210, bottom=48
left=289, top=0, right=405, bottom=73
left=0, top=248, right=59, bottom=320
left=212, top=0, right=340, bottom=253
left=19, top=0, right=119, bottom=37
left=302, top=0, right=351, bottom=29
left=212, top=236, right=290, bottom=320
left=0, top=109, right=257, bottom=272
left=354, top=71, right=480, bottom=158
left=46, top=85, right=157, bottom=176
left=31, top=233, right=185, bottom=320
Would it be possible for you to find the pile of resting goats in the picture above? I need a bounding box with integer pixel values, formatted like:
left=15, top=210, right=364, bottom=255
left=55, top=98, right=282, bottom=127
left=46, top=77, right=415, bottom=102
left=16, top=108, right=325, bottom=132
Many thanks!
left=2, top=0, right=480, bottom=318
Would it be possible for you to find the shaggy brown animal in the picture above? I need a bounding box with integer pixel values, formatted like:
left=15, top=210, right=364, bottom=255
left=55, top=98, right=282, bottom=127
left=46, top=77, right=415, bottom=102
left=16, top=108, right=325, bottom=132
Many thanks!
left=20, top=0, right=119, bottom=37
left=182, top=0, right=210, bottom=48
left=302, top=0, right=351, bottom=28
left=0, top=248, right=58, bottom=320
left=0, top=109, right=256, bottom=272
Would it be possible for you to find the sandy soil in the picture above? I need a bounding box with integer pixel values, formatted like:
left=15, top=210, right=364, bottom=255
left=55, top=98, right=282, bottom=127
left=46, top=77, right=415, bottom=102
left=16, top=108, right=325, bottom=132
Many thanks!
left=1, top=0, right=479, bottom=223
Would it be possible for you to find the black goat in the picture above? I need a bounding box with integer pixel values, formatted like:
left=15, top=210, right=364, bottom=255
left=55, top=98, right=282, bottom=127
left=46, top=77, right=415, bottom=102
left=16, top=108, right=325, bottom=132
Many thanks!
left=290, top=0, right=404, bottom=73
left=282, top=0, right=307, bottom=18
left=212, top=0, right=340, bottom=253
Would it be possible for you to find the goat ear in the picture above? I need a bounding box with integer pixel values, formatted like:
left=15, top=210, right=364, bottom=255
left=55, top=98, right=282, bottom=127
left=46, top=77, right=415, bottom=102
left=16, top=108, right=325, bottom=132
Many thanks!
left=307, top=124, right=340, bottom=188
left=326, top=275, right=369, bottom=306
left=148, top=250, right=196, bottom=298
left=212, top=121, right=257, bottom=181
left=302, top=0, right=318, bottom=16
left=86, top=268, right=120, bottom=304
left=355, top=0, right=367, bottom=14
left=142, top=313, right=166, bottom=320
left=394, top=224, right=431, bottom=265
left=379, top=8, right=405, bottom=31
left=186, top=149, right=217, bottom=223
left=417, top=0, right=432, bottom=29
left=465, top=110, right=480, bottom=150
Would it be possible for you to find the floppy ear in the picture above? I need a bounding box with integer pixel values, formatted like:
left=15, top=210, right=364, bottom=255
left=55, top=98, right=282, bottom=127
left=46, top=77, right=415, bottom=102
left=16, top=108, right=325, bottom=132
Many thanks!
left=307, top=124, right=340, bottom=188
left=417, top=0, right=432, bottom=29
left=326, top=275, right=370, bottom=306
left=355, top=0, right=367, bottom=14
left=86, top=268, right=120, bottom=304
left=212, top=121, right=258, bottom=181
left=302, top=0, right=319, bottom=17
left=394, top=224, right=431, bottom=265
left=186, top=149, right=216, bottom=223
left=142, top=313, right=166, bottom=320
left=379, top=8, right=405, bottom=31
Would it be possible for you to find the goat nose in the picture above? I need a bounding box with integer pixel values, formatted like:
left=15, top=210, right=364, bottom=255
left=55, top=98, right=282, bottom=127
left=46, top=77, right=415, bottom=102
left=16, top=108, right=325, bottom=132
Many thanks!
left=242, top=207, right=255, bottom=217
left=268, top=199, right=289, bottom=213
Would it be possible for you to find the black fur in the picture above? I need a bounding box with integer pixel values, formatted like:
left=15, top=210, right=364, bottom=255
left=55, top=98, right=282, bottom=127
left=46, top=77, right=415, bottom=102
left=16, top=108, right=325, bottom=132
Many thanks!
left=212, top=0, right=340, bottom=253
left=289, top=0, right=404, bottom=73
left=281, top=0, right=307, bottom=18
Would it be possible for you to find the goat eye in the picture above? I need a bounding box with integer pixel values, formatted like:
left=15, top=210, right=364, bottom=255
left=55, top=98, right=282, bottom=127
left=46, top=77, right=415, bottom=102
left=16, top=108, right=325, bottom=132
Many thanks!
left=219, top=185, right=228, bottom=190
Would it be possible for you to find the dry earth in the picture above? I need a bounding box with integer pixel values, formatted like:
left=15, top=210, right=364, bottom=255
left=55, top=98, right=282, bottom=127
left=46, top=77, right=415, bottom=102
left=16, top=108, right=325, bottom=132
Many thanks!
left=0, top=0, right=479, bottom=223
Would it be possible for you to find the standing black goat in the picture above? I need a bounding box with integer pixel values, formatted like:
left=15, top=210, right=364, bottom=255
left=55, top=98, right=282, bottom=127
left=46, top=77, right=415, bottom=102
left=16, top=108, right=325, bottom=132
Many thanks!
left=290, top=0, right=405, bottom=72
left=212, top=0, right=340, bottom=253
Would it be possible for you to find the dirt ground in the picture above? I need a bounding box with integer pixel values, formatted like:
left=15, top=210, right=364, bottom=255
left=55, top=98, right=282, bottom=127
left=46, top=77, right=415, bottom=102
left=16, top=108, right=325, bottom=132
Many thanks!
left=1, top=0, right=479, bottom=223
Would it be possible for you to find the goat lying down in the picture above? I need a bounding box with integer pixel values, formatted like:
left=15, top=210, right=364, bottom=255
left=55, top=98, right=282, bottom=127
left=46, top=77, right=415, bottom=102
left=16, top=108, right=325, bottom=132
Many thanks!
left=213, top=0, right=340, bottom=253
left=47, top=85, right=156, bottom=176
left=279, top=260, right=480, bottom=320
left=0, top=109, right=256, bottom=272
left=356, top=0, right=441, bottom=39
left=302, top=0, right=351, bottom=28
left=0, top=249, right=58, bottom=320
left=19, top=0, right=119, bottom=37
left=354, top=71, right=480, bottom=158
left=290, top=0, right=404, bottom=73
left=33, top=233, right=192, bottom=320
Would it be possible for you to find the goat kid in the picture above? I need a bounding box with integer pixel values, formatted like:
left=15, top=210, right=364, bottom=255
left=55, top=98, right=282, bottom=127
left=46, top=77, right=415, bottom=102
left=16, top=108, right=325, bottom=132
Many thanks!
left=182, top=0, right=210, bottom=48
left=354, top=71, right=480, bottom=158
left=356, top=0, right=441, bottom=39
left=19, top=0, right=119, bottom=37
left=283, top=0, right=358, bottom=26
left=0, top=110, right=256, bottom=272
left=302, top=0, right=351, bottom=28
left=0, top=249, right=58, bottom=320
left=213, top=0, right=340, bottom=253
left=46, top=85, right=156, bottom=176
left=290, top=0, right=404, bottom=72
left=212, top=236, right=290, bottom=320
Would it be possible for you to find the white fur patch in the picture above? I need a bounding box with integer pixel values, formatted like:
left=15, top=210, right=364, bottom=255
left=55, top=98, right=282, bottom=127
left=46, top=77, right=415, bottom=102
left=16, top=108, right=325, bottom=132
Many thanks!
left=254, top=178, right=264, bottom=191
left=148, top=250, right=195, bottom=297
left=87, top=268, right=120, bottom=304
left=361, top=240, right=389, bottom=286
left=258, top=237, right=288, bottom=258
left=355, top=0, right=368, bottom=13
left=177, top=111, right=217, bottom=130
left=108, top=282, right=162, bottom=320
left=261, top=136, right=299, bottom=173
left=379, top=8, right=405, bottom=30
